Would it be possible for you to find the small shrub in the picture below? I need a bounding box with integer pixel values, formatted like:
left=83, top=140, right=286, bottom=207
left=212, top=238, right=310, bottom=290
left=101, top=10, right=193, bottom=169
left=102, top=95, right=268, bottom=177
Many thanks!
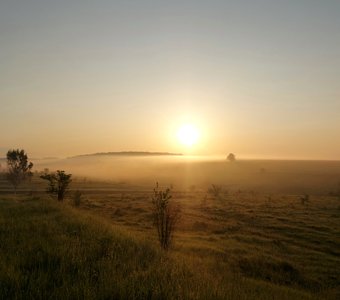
left=151, top=183, right=180, bottom=250
left=300, top=194, right=309, bottom=205
left=237, top=257, right=304, bottom=286
left=208, top=184, right=222, bottom=199
left=72, top=190, right=82, bottom=207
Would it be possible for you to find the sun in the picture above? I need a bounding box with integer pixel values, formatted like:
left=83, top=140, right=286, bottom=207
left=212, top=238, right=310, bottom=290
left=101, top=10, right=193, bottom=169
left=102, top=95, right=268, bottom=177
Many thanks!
left=177, top=124, right=200, bottom=147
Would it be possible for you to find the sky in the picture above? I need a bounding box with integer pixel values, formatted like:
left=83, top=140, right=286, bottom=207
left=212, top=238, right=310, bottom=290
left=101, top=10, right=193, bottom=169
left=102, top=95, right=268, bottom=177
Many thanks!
left=1, top=0, right=339, bottom=159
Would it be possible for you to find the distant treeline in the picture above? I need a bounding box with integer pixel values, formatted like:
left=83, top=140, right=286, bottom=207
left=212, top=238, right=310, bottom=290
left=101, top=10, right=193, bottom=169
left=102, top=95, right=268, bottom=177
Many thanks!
left=68, top=151, right=183, bottom=159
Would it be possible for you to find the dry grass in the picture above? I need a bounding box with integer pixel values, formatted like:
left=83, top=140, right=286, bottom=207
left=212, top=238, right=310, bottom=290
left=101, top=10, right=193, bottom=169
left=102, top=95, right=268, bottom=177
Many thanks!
left=0, top=159, right=339, bottom=299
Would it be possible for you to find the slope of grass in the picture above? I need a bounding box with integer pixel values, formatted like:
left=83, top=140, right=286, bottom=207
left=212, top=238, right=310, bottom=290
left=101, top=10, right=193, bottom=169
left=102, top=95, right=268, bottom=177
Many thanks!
left=77, top=186, right=340, bottom=293
left=0, top=195, right=322, bottom=300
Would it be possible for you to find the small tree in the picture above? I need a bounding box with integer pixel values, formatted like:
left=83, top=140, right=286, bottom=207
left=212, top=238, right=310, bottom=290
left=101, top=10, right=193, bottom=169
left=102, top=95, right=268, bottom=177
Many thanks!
left=227, top=153, right=236, bottom=162
left=6, top=149, right=33, bottom=194
left=40, top=170, right=72, bottom=201
left=151, top=183, right=180, bottom=250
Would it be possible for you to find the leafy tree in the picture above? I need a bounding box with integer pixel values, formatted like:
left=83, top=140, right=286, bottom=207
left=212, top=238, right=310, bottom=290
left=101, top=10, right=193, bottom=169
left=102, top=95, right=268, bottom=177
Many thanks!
left=40, top=170, right=72, bottom=201
left=227, top=153, right=236, bottom=162
left=6, top=149, right=33, bottom=194
left=151, top=183, right=180, bottom=250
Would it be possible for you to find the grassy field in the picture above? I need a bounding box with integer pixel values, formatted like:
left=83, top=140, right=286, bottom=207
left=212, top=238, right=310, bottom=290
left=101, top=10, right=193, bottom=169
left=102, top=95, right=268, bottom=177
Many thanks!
left=0, top=158, right=339, bottom=299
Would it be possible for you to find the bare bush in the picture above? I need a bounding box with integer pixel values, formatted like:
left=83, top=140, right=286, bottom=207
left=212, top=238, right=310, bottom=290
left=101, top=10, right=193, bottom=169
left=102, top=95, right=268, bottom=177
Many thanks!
left=72, top=190, right=82, bottom=207
left=300, top=194, right=309, bottom=205
left=151, top=183, right=180, bottom=250
left=208, top=184, right=222, bottom=199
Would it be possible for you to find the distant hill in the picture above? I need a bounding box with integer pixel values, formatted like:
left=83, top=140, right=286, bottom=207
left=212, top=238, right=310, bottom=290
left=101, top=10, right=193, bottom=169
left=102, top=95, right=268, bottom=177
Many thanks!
left=68, top=151, right=183, bottom=159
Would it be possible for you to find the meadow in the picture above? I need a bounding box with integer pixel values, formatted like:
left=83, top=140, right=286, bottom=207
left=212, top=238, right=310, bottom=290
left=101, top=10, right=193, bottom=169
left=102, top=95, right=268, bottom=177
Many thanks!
left=0, top=157, right=339, bottom=299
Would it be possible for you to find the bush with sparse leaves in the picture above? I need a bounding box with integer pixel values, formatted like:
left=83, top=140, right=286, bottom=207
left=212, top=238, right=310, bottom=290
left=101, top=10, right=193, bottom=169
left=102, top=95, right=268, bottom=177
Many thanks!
left=208, top=184, right=222, bottom=199
left=151, top=183, right=180, bottom=250
left=300, top=194, right=309, bottom=205
left=72, top=190, right=82, bottom=207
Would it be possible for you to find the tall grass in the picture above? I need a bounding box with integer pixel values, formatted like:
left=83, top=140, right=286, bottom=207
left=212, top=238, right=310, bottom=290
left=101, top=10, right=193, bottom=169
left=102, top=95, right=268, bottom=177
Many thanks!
left=0, top=195, right=332, bottom=299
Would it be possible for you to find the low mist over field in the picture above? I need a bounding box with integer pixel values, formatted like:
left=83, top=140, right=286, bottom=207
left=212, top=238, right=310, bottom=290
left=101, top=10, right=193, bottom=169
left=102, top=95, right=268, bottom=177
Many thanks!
left=22, top=155, right=340, bottom=194
left=1, top=152, right=340, bottom=299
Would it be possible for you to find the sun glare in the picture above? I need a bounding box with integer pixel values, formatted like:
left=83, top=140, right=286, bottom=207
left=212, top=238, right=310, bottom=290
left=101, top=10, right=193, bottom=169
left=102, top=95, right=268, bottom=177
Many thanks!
left=177, top=124, right=199, bottom=147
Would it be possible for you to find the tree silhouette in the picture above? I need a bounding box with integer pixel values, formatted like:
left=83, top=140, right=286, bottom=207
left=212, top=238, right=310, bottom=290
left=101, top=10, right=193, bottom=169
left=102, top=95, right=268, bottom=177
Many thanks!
left=40, top=170, right=72, bottom=201
left=227, top=153, right=236, bottom=162
left=6, top=149, right=33, bottom=194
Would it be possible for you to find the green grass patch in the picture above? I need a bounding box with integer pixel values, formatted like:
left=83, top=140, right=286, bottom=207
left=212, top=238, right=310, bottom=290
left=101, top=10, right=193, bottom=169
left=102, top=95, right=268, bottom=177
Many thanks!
left=0, top=196, right=334, bottom=299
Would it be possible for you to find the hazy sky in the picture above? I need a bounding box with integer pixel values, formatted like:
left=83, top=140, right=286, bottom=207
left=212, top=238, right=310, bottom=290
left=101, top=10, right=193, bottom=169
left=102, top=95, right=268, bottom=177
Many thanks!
left=1, top=0, right=339, bottom=159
